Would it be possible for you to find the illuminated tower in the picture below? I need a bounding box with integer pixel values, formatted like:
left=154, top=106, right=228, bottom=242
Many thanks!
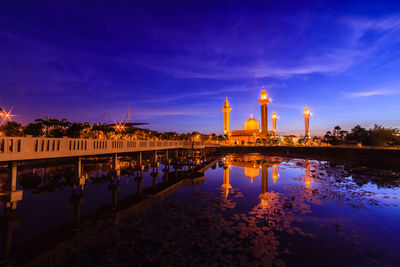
left=258, top=87, right=271, bottom=134
left=271, top=111, right=279, bottom=136
left=259, top=164, right=269, bottom=206
left=221, top=165, right=232, bottom=198
left=272, top=163, right=279, bottom=183
left=261, top=164, right=268, bottom=194
left=303, top=106, right=311, bottom=138
left=304, top=160, right=312, bottom=188
left=222, top=97, right=232, bottom=135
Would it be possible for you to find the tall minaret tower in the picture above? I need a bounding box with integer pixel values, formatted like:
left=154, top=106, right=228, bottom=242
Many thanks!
left=303, top=106, right=311, bottom=138
left=271, top=111, right=279, bottom=136
left=222, top=97, right=232, bottom=135
left=259, top=164, right=269, bottom=206
left=257, top=87, right=271, bottom=135
left=221, top=164, right=232, bottom=198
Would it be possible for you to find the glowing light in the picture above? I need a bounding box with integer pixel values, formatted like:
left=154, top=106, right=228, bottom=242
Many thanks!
left=272, top=164, right=279, bottom=183
left=271, top=111, right=279, bottom=120
left=0, top=109, right=14, bottom=124
left=304, top=106, right=311, bottom=115
left=260, top=87, right=268, bottom=100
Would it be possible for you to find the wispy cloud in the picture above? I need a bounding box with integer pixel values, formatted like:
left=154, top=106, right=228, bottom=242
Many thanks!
left=343, top=89, right=398, bottom=98
left=136, top=15, right=400, bottom=80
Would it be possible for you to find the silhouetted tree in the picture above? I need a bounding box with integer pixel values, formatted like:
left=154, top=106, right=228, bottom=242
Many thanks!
left=24, top=123, right=44, bottom=137
left=347, top=125, right=368, bottom=144
left=324, top=126, right=348, bottom=145
left=0, top=121, right=23, bottom=136
left=66, top=123, right=84, bottom=138
left=367, top=124, right=400, bottom=147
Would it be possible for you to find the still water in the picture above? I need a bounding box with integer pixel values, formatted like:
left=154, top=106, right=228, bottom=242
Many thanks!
left=2, top=153, right=400, bottom=266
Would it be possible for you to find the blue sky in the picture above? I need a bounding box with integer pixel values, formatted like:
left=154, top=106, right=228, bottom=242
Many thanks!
left=1, top=0, right=400, bottom=135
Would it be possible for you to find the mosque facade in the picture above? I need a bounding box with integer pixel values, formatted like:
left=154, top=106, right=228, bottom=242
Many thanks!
left=222, top=87, right=277, bottom=144
left=222, top=87, right=311, bottom=144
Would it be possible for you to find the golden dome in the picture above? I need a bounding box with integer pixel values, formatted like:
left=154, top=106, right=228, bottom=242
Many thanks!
left=244, top=114, right=260, bottom=131
left=244, top=167, right=259, bottom=179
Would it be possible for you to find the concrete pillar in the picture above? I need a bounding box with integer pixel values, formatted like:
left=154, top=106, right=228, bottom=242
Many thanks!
left=163, top=171, right=169, bottom=183
left=108, top=182, right=120, bottom=209
left=6, top=161, right=22, bottom=211
left=138, top=151, right=142, bottom=166
left=75, top=157, right=82, bottom=178
left=7, top=162, right=17, bottom=192
left=151, top=169, right=158, bottom=190
left=112, top=154, right=119, bottom=171
left=71, top=191, right=84, bottom=226
left=135, top=174, right=144, bottom=195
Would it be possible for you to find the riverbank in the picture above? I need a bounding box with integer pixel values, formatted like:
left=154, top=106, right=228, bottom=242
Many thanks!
left=221, top=146, right=400, bottom=171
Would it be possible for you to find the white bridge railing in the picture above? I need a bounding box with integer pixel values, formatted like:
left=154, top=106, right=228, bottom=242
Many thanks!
left=0, top=137, right=219, bottom=162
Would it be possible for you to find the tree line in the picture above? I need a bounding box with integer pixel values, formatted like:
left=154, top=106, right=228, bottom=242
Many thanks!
left=0, top=116, right=223, bottom=141
left=323, top=125, right=400, bottom=147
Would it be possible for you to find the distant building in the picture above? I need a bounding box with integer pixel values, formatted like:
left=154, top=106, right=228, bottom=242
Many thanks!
left=223, top=87, right=278, bottom=144
left=222, top=87, right=311, bottom=144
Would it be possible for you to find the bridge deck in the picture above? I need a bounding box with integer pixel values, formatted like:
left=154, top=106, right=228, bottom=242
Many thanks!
left=0, top=137, right=219, bottom=162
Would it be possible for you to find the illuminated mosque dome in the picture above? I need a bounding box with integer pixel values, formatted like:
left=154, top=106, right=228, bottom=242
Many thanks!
left=244, top=167, right=259, bottom=180
left=244, top=114, right=260, bottom=131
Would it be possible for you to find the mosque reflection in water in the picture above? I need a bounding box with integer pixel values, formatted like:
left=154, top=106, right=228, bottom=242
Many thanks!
left=2, top=153, right=400, bottom=266
left=221, top=155, right=312, bottom=200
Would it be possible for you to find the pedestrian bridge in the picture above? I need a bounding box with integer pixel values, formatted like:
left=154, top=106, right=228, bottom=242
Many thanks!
left=0, top=136, right=220, bottom=162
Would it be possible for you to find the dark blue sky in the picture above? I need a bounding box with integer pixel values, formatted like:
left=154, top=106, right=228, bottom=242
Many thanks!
left=1, top=1, right=400, bottom=135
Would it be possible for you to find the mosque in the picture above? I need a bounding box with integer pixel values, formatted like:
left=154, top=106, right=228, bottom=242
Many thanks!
left=222, top=87, right=311, bottom=144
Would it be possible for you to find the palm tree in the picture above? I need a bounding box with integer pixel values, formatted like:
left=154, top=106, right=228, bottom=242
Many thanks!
left=60, top=119, right=71, bottom=131
left=35, top=116, right=52, bottom=136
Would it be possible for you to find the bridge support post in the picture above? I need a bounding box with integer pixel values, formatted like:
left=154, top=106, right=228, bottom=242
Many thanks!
left=5, top=162, right=22, bottom=211
left=112, top=153, right=120, bottom=177
left=138, top=151, right=142, bottom=166
left=76, top=157, right=82, bottom=178
left=135, top=173, right=144, bottom=195
left=165, top=150, right=169, bottom=161
left=70, top=189, right=85, bottom=226
left=174, top=149, right=179, bottom=158
left=151, top=169, right=158, bottom=190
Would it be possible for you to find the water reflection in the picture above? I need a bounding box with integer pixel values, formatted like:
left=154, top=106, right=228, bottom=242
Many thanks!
left=2, top=153, right=400, bottom=266
left=0, top=150, right=215, bottom=265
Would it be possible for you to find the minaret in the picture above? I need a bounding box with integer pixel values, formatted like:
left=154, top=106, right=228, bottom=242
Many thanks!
left=303, top=106, right=311, bottom=138
left=221, top=164, right=232, bottom=198
left=222, top=97, right=232, bottom=135
left=259, top=164, right=269, bottom=206
left=272, top=163, right=279, bottom=183
left=304, top=160, right=312, bottom=188
left=271, top=111, right=279, bottom=136
left=258, top=87, right=271, bottom=135
left=260, top=164, right=268, bottom=194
